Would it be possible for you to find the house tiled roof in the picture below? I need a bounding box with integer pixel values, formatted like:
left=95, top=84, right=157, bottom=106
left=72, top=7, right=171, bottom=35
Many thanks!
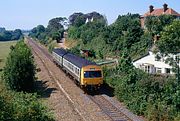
left=143, top=8, right=180, bottom=17
left=140, top=4, right=180, bottom=28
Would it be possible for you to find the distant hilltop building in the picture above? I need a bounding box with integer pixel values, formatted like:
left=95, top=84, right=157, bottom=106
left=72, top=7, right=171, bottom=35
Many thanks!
left=85, top=17, right=94, bottom=24
left=141, top=3, right=180, bottom=28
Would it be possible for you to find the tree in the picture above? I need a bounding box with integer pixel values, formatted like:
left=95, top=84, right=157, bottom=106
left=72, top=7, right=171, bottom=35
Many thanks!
left=46, top=17, right=67, bottom=40
left=157, top=20, right=180, bottom=84
left=3, top=41, right=35, bottom=92
left=73, top=15, right=86, bottom=27
left=36, top=25, right=45, bottom=33
left=0, top=27, right=6, bottom=32
left=68, top=12, right=84, bottom=25
left=0, top=28, right=23, bottom=41
left=1, top=31, right=12, bottom=40
left=145, top=15, right=176, bottom=35
left=157, top=20, right=180, bottom=54
left=47, top=17, right=66, bottom=32
left=11, top=29, right=23, bottom=40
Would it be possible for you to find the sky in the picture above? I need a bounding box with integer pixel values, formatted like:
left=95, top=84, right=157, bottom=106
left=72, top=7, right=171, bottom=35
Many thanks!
left=0, top=0, right=179, bottom=30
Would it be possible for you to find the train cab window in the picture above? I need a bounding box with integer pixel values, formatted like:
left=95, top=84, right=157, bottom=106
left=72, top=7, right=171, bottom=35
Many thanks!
left=84, top=71, right=102, bottom=78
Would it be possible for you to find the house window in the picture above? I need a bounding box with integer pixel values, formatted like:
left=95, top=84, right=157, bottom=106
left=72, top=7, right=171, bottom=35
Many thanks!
left=144, top=65, right=150, bottom=73
left=156, top=68, right=162, bottom=73
left=165, top=68, right=171, bottom=74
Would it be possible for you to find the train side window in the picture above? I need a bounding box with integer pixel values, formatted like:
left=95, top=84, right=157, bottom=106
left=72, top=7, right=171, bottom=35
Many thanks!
left=78, top=69, right=80, bottom=75
left=75, top=68, right=78, bottom=74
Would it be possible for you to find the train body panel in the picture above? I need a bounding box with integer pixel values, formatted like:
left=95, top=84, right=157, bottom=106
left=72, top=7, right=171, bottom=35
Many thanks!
left=62, top=57, right=81, bottom=81
left=52, top=49, right=67, bottom=67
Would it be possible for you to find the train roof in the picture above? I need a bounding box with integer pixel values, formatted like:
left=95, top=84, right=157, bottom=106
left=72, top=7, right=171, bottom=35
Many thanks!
left=53, top=48, right=67, bottom=56
left=63, top=53, right=96, bottom=68
left=53, top=48, right=96, bottom=68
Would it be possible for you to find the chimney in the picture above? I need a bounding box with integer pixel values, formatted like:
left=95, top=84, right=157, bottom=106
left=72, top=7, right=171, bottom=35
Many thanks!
left=163, top=3, right=168, bottom=12
left=149, top=5, right=154, bottom=13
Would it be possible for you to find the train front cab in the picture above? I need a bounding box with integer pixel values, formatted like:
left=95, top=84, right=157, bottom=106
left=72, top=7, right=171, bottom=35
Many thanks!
left=81, top=65, right=103, bottom=89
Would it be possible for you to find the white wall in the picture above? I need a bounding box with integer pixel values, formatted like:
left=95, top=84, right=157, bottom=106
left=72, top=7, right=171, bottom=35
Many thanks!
left=133, top=51, right=180, bottom=74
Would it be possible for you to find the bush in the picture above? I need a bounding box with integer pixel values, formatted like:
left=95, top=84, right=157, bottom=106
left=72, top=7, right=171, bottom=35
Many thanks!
left=105, top=55, right=180, bottom=120
left=2, top=40, right=35, bottom=92
left=11, top=92, right=54, bottom=121
left=0, top=95, right=13, bottom=121
left=0, top=90, right=54, bottom=121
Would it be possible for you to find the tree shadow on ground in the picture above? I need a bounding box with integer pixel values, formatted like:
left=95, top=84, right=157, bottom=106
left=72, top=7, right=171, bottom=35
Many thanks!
left=34, top=80, right=57, bottom=98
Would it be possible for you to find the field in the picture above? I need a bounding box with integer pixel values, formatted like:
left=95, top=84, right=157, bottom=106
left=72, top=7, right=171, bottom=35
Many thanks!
left=0, top=41, right=17, bottom=83
left=0, top=41, right=17, bottom=69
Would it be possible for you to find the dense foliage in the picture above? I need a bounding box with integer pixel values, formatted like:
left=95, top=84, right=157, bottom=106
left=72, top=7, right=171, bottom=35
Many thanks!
left=104, top=54, right=180, bottom=121
left=28, top=11, right=180, bottom=120
left=0, top=40, right=54, bottom=121
left=144, top=15, right=176, bottom=35
left=0, top=90, right=54, bottom=121
left=68, top=12, right=180, bottom=120
left=0, top=27, right=23, bottom=41
left=157, top=20, right=180, bottom=54
left=2, top=40, right=35, bottom=92
left=29, top=17, right=67, bottom=45
left=68, top=13, right=152, bottom=60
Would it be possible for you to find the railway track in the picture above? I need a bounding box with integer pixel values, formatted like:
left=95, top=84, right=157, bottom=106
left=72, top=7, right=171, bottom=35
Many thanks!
left=88, top=95, right=132, bottom=121
left=27, top=39, right=87, bottom=121
left=27, top=38, right=143, bottom=121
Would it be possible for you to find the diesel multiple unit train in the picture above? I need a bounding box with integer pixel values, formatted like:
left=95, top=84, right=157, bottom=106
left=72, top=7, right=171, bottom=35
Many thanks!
left=52, top=48, right=103, bottom=90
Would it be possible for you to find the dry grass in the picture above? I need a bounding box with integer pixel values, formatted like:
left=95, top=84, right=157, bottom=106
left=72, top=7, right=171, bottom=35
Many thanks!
left=64, top=38, right=78, bottom=48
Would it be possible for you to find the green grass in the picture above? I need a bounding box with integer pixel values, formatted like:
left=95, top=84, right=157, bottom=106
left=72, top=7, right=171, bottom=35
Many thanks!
left=0, top=41, right=17, bottom=87
left=0, top=41, right=17, bottom=69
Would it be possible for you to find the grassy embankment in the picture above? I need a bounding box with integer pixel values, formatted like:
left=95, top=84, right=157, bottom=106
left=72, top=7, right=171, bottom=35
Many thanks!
left=63, top=38, right=78, bottom=48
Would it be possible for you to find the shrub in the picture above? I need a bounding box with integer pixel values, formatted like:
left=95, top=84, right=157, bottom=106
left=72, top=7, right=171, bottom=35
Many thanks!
left=105, top=55, right=180, bottom=120
left=2, top=40, right=35, bottom=92
left=0, top=95, right=13, bottom=121
left=11, top=92, right=54, bottom=121
left=0, top=90, right=54, bottom=121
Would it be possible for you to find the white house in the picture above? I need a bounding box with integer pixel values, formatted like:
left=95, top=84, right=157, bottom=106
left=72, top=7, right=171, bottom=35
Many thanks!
left=133, top=51, right=180, bottom=74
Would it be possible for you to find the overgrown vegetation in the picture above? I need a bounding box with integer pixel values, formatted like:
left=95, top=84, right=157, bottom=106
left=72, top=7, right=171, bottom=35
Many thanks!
left=67, top=12, right=180, bottom=120
left=29, top=11, right=180, bottom=120
left=104, top=53, right=180, bottom=121
left=67, top=13, right=153, bottom=60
